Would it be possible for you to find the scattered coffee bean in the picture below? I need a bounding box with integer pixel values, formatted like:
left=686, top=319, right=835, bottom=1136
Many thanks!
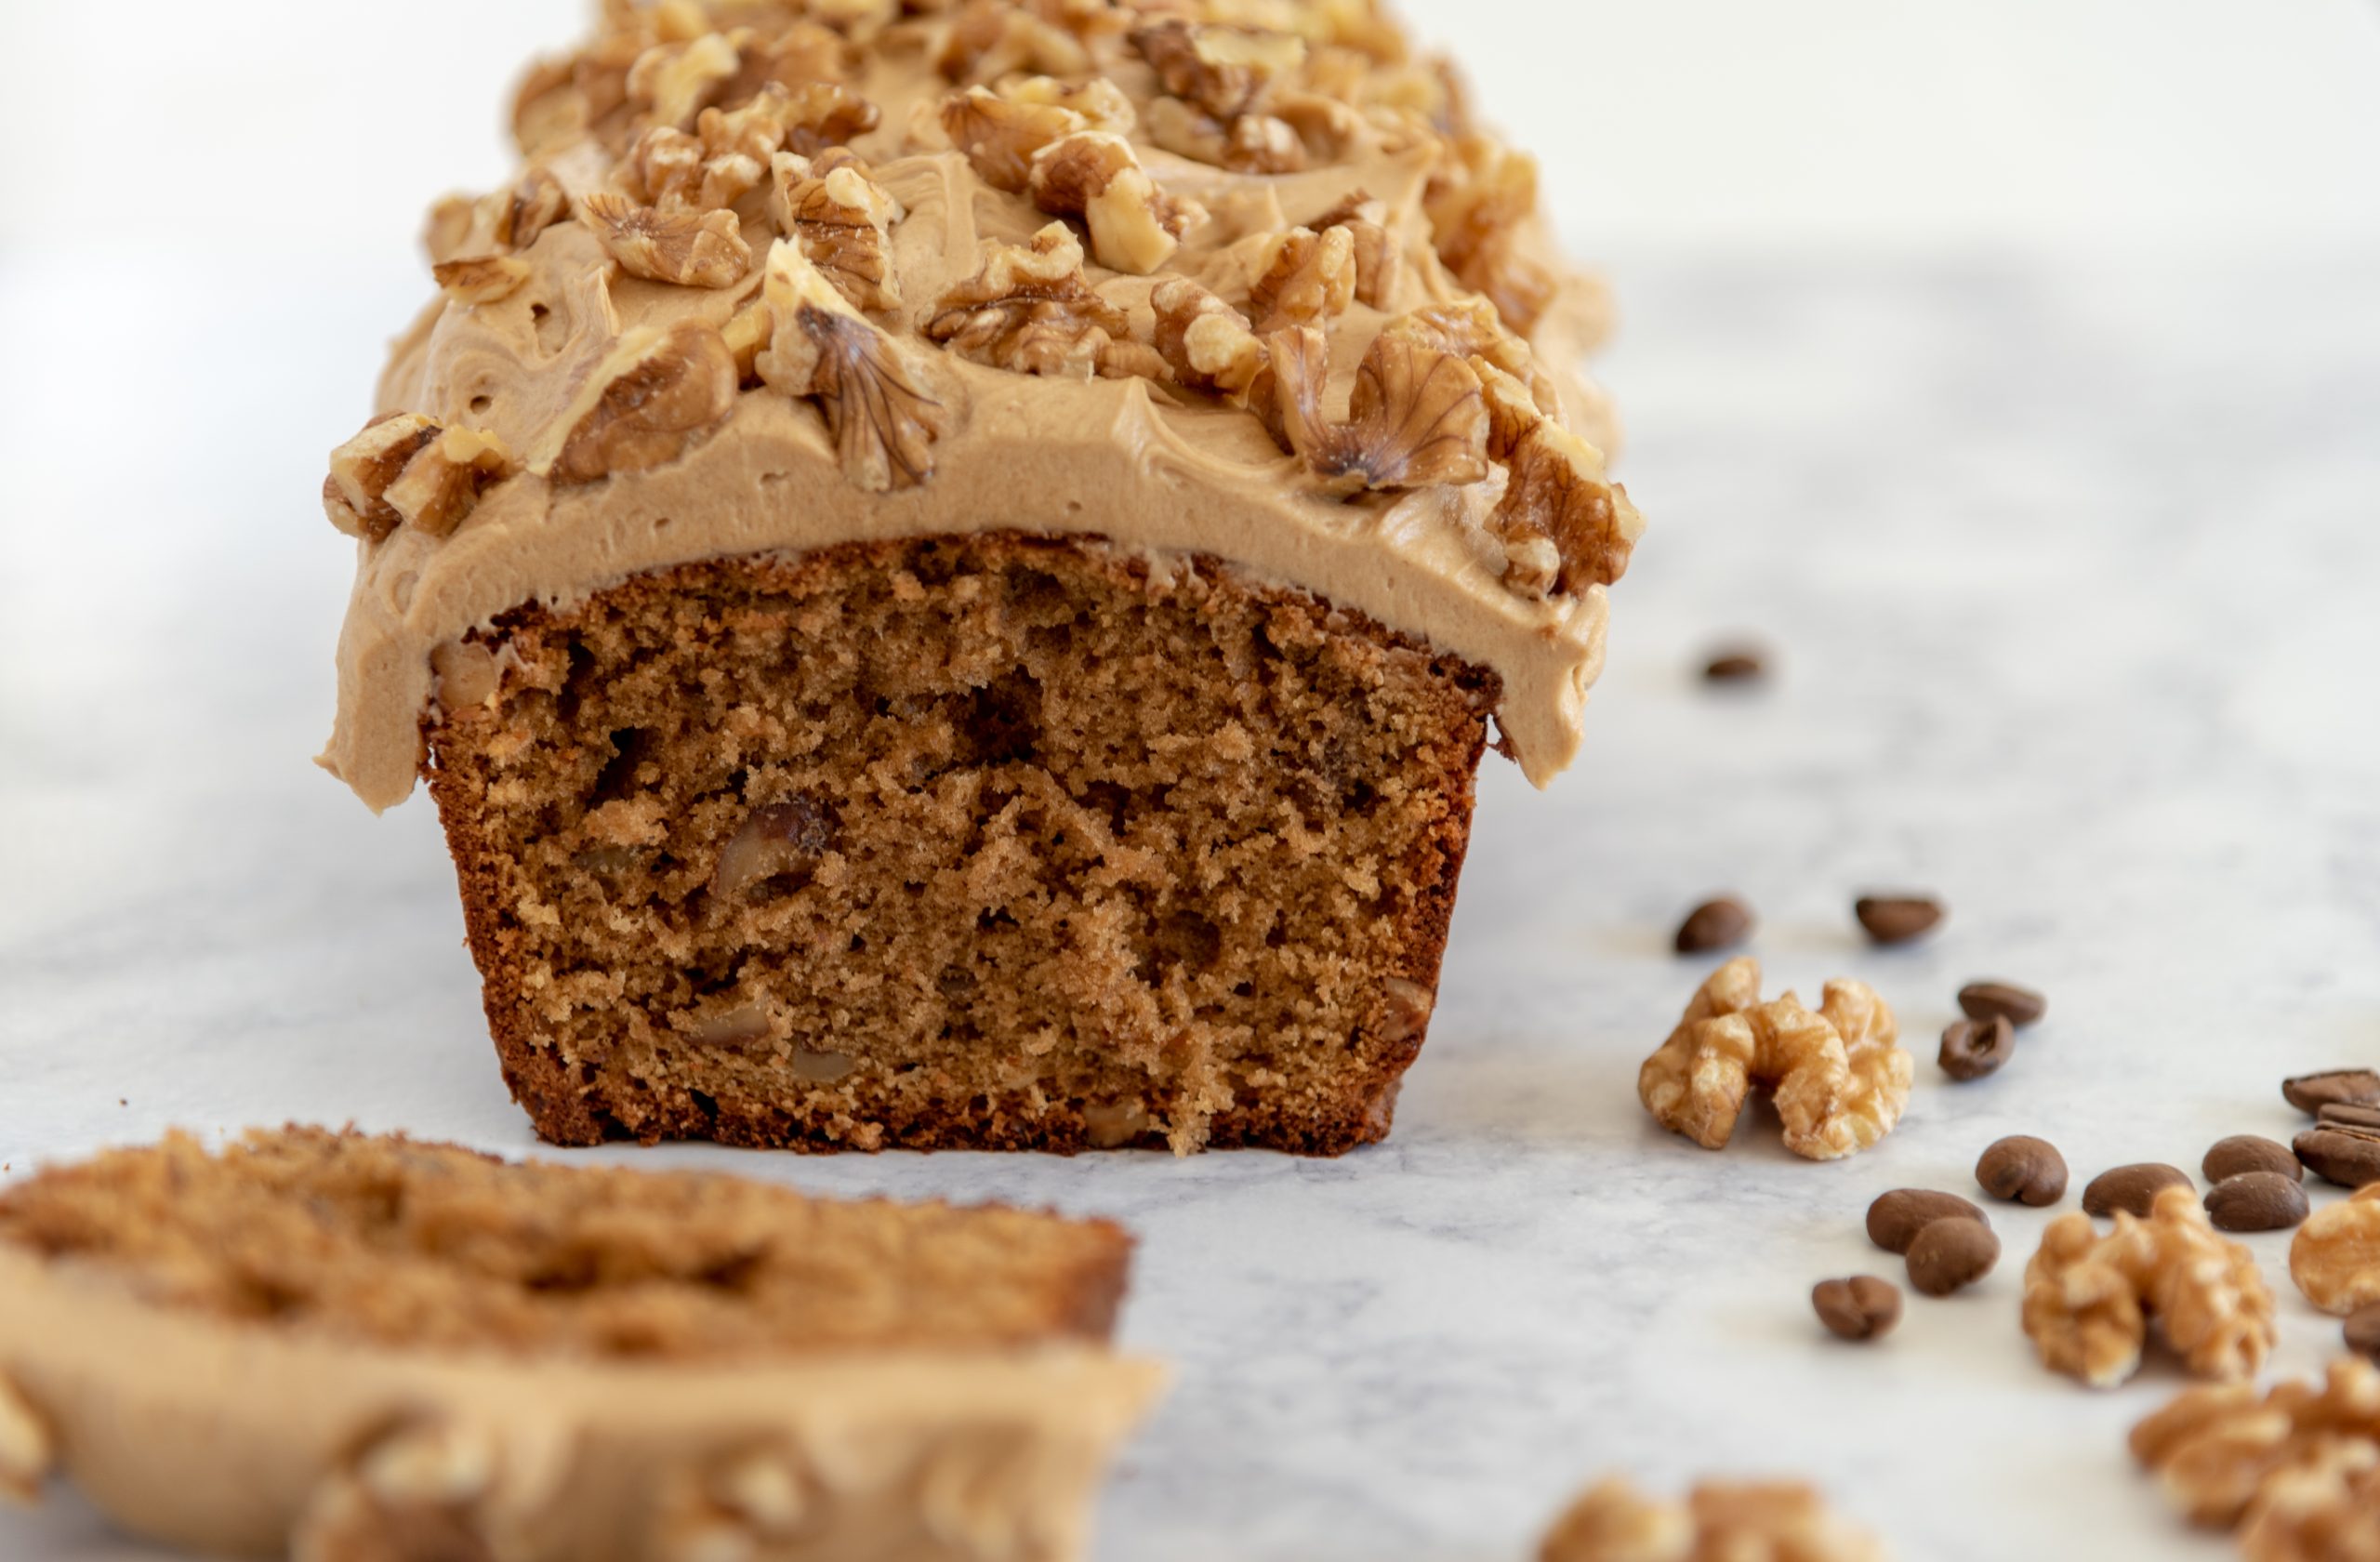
left=2283, top=1070, right=2380, bottom=1115
left=2203, top=1172, right=2310, bottom=1232
left=1976, top=1136, right=2069, bottom=1206
left=1702, top=647, right=1766, bottom=683
left=1957, top=980, right=2046, bottom=1027
left=1812, top=1276, right=1902, bottom=1341
left=2345, top=1304, right=2380, bottom=1363
left=2202, top=1135, right=2302, bottom=1185
left=1866, top=1189, right=1989, bottom=1254
left=1854, top=894, right=1945, bottom=946
left=1938, top=1016, right=2016, bottom=1081
left=2294, top=1125, right=2380, bottom=1189
left=2320, top=1103, right=2380, bottom=1132
left=1674, top=895, right=1755, bottom=955
left=2082, top=1163, right=2194, bottom=1219
left=1907, top=1218, right=2000, bottom=1297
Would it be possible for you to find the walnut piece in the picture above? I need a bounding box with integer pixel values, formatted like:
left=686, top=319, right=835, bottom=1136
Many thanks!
left=1311, top=191, right=1398, bottom=307
left=770, top=151, right=906, bottom=311
left=2025, top=1185, right=2279, bottom=1389
left=382, top=427, right=514, bottom=539
left=1247, top=224, right=1355, bottom=333
left=756, top=239, right=949, bottom=492
left=924, top=223, right=1159, bottom=380
left=430, top=254, right=531, bottom=305
left=940, top=85, right=1083, bottom=193
left=1149, top=277, right=1265, bottom=395
left=0, top=1371, right=52, bottom=1504
left=1264, top=324, right=1489, bottom=494
left=2131, top=1359, right=2380, bottom=1543
left=624, top=31, right=740, bottom=131
left=1540, top=1476, right=1884, bottom=1562
left=2291, top=1184, right=2380, bottom=1315
left=578, top=190, right=751, bottom=287
left=535, top=320, right=739, bottom=486
left=936, top=0, right=1095, bottom=86
left=1633, top=957, right=1911, bottom=1161
left=1027, top=131, right=1203, bottom=275
left=1130, top=19, right=1306, bottom=120
left=1141, top=95, right=1308, bottom=175
left=2239, top=1457, right=2380, bottom=1562
left=1488, top=417, right=1644, bottom=597
left=1425, top=131, right=1557, bottom=334
left=323, top=413, right=440, bottom=542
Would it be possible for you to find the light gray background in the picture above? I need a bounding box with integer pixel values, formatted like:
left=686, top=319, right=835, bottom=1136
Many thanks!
left=5, top=3, right=2380, bottom=1558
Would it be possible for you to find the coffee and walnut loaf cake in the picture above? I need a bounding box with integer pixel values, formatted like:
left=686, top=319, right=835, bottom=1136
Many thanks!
left=318, top=0, right=1643, bottom=1155
left=0, top=1127, right=1161, bottom=1560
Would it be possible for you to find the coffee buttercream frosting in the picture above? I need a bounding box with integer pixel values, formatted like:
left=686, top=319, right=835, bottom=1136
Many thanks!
left=318, top=0, right=1643, bottom=811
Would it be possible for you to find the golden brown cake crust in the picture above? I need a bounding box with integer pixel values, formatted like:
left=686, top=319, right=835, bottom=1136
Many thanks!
left=425, top=532, right=1493, bottom=1156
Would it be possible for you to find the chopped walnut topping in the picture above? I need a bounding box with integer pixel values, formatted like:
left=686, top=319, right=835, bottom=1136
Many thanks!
left=323, top=413, right=441, bottom=542
left=1634, top=957, right=1911, bottom=1161
left=578, top=191, right=751, bottom=287
left=939, top=85, right=1084, bottom=193
left=625, top=31, right=740, bottom=131
left=503, top=166, right=572, bottom=249
left=1541, top=1476, right=1884, bottom=1562
left=2132, top=1359, right=2380, bottom=1538
left=535, top=320, right=740, bottom=485
left=430, top=254, right=532, bottom=305
left=1488, top=418, right=1643, bottom=597
left=771, top=80, right=882, bottom=157
left=1264, top=324, right=1489, bottom=494
left=626, top=82, right=879, bottom=215
left=2290, top=1184, right=2380, bottom=1315
left=1425, top=132, right=1556, bottom=334
left=1130, top=19, right=1306, bottom=120
left=293, top=1419, right=499, bottom=1562
left=924, top=223, right=1158, bottom=380
left=1142, top=97, right=1308, bottom=174
left=1383, top=295, right=1559, bottom=410
left=383, top=427, right=514, bottom=539
left=1028, top=132, right=1203, bottom=275
left=716, top=21, right=852, bottom=105
left=756, top=240, right=948, bottom=491
left=937, top=0, right=1093, bottom=85
left=1310, top=190, right=1398, bottom=306
left=1000, top=74, right=1137, bottom=134
left=1247, top=224, right=1355, bottom=333
left=1149, top=277, right=1265, bottom=395
left=769, top=151, right=906, bottom=311
left=2023, top=1185, right=2279, bottom=1389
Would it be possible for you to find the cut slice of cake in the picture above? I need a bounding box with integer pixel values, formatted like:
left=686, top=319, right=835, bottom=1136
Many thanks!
left=317, top=0, right=1643, bottom=1155
left=0, top=1127, right=1160, bottom=1561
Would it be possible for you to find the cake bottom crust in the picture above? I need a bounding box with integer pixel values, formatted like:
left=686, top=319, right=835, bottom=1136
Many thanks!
left=425, top=532, right=1498, bottom=1156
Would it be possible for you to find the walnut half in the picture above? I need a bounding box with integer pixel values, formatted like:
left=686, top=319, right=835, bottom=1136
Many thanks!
left=1264, top=324, right=1489, bottom=494
left=2024, top=1185, right=2278, bottom=1389
left=1634, top=957, right=1911, bottom=1161
left=769, top=150, right=906, bottom=312
left=756, top=239, right=949, bottom=492
left=2131, top=1358, right=2380, bottom=1554
left=578, top=191, right=751, bottom=288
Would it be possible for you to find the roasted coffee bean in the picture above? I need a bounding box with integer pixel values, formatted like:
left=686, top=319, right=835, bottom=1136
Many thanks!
left=1812, top=1276, right=1902, bottom=1341
left=1702, top=647, right=1766, bottom=683
left=2202, top=1135, right=2302, bottom=1185
left=1907, top=1218, right=2000, bottom=1297
left=1867, top=1189, right=1989, bottom=1254
left=1854, top=894, right=1945, bottom=946
left=2294, top=1126, right=2380, bottom=1189
left=1938, top=1016, right=2016, bottom=1081
left=1977, top=1135, right=2069, bottom=1206
left=2345, top=1304, right=2380, bottom=1363
left=2203, top=1172, right=2310, bottom=1232
left=2283, top=1070, right=2380, bottom=1115
left=2320, top=1103, right=2380, bottom=1132
left=1957, top=981, right=2046, bottom=1027
left=2082, top=1163, right=2194, bottom=1219
left=1674, top=896, right=1755, bottom=955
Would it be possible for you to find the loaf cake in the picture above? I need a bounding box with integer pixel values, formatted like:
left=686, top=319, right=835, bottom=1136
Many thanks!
left=317, top=0, right=1642, bottom=1155
left=0, top=1127, right=1160, bottom=1560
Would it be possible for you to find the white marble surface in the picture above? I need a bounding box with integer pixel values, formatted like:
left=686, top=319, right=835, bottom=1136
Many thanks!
left=6, top=245, right=2378, bottom=1560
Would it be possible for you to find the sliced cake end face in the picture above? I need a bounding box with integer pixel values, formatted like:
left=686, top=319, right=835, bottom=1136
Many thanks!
left=0, top=1127, right=1130, bottom=1359
left=424, top=533, right=1495, bottom=1157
